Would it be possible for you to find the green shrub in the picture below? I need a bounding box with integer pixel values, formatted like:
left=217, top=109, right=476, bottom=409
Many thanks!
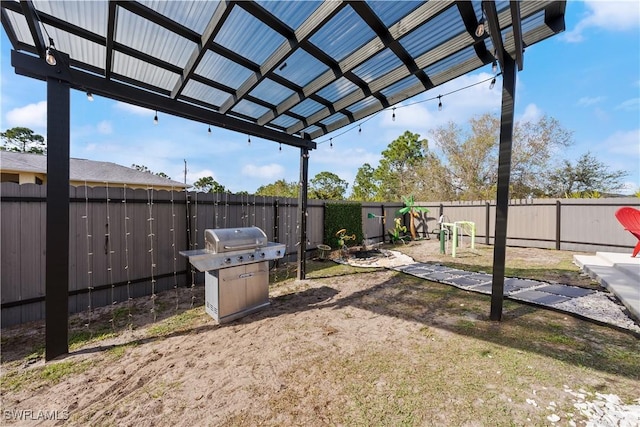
left=324, top=202, right=363, bottom=249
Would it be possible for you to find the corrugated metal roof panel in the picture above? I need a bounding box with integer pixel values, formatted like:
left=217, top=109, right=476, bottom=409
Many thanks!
left=231, top=99, right=271, bottom=119
left=4, top=9, right=34, bottom=46
left=366, top=1, right=423, bottom=27
left=352, top=48, right=403, bottom=83
left=34, top=0, right=108, bottom=37
left=320, top=112, right=346, bottom=127
left=112, top=51, right=179, bottom=91
left=116, top=8, right=196, bottom=68
left=273, top=48, right=329, bottom=87
left=214, top=5, right=285, bottom=66
left=290, top=98, right=324, bottom=117
left=399, top=6, right=463, bottom=58
left=181, top=80, right=231, bottom=108
left=270, top=114, right=299, bottom=129
left=346, top=96, right=380, bottom=114
left=195, top=51, right=254, bottom=90
left=256, top=1, right=321, bottom=31
left=316, top=77, right=359, bottom=103
left=309, top=5, right=376, bottom=62
left=380, top=75, right=420, bottom=98
left=139, top=0, right=221, bottom=34
left=249, top=79, right=296, bottom=106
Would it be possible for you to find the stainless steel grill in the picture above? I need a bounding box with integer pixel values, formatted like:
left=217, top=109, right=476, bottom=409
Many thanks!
left=180, top=227, right=285, bottom=323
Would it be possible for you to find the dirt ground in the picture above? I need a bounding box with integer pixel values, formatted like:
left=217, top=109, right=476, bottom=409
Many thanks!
left=1, top=240, right=638, bottom=426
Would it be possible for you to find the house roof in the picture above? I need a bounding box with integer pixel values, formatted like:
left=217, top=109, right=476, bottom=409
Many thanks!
left=1, top=1, right=566, bottom=149
left=0, top=151, right=188, bottom=188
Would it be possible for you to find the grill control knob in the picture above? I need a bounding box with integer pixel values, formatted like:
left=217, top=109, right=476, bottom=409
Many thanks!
left=237, top=256, right=243, bottom=262
left=224, top=258, right=231, bottom=264
left=248, top=254, right=255, bottom=260
left=260, top=252, right=266, bottom=258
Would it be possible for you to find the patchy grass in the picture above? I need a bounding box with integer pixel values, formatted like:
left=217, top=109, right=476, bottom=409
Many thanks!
left=146, top=307, right=206, bottom=337
left=1, top=360, right=93, bottom=393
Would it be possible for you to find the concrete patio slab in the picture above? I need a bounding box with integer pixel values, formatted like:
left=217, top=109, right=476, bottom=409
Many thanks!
left=574, top=252, right=640, bottom=322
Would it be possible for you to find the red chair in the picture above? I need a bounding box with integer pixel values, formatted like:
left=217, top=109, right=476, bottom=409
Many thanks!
left=615, top=207, right=640, bottom=257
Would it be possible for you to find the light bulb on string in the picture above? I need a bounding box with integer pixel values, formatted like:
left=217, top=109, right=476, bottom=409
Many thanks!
left=153, top=111, right=158, bottom=125
left=208, top=125, right=211, bottom=134
left=329, top=138, right=333, bottom=149
left=358, top=124, right=362, bottom=134
left=279, top=143, right=282, bottom=152
left=86, top=92, right=94, bottom=102
left=45, top=37, right=56, bottom=66
left=489, top=78, right=496, bottom=90
left=392, top=107, right=396, bottom=122
left=437, top=95, right=443, bottom=111
left=248, top=135, right=251, bottom=145
left=492, top=60, right=498, bottom=74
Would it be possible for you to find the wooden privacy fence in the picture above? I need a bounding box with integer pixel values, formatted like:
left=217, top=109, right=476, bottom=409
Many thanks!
left=1, top=182, right=638, bottom=327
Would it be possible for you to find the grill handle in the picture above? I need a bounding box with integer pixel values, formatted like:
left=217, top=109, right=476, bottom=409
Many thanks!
left=223, top=243, right=260, bottom=251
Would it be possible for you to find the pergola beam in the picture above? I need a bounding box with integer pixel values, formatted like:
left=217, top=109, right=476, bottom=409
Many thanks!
left=490, top=52, right=517, bottom=321
left=170, top=1, right=233, bottom=99
left=12, top=50, right=315, bottom=150
left=19, top=0, right=46, bottom=57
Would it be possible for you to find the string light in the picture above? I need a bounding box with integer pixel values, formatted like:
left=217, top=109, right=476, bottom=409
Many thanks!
left=438, top=95, right=443, bottom=111
left=279, top=143, right=282, bottom=152
left=153, top=111, right=158, bottom=125
left=492, top=60, right=498, bottom=74
left=208, top=124, right=211, bottom=134
left=329, top=137, right=333, bottom=148
left=316, top=73, right=501, bottom=147
left=489, top=77, right=496, bottom=90
left=475, top=11, right=486, bottom=37
left=392, top=107, right=396, bottom=122
left=86, top=92, right=94, bottom=101
left=358, top=124, right=362, bottom=134
left=45, top=37, right=56, bottom=66
left=248, top=135, right=251, bottom=145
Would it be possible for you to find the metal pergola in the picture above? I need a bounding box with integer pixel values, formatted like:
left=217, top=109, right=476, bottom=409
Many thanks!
left=1, top=0, right=566, bottom=360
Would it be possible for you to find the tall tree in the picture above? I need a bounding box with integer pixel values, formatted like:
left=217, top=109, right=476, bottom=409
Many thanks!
left=351, top=163, right=380, bottom=201
left=544, top=152, right=627, bottom=197
left=430, top=113, right=573, bottom=200
left=255, top=179, right=299, bottom=198
left=310, top=171, right=348, bottom=200
left=374, top=131, right=426, bottom=201
left=1, top=127, right=46, bottom=154
left=193, top=176, right=226, bottom=193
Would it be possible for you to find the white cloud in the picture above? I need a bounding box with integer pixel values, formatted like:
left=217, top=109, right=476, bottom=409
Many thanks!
left=312, top=146, right=381, bottom=168
left=241, top=163, right=285, bottom=179
left=186, top=168, right=217, bottom=183
left=563, top=0, right=640, bottom=43
left=517, top=103, right=544, bottom=123
left=5, top=101, right=47, bottom=128
left=97, top=120, right=113, bottom=134
left=114, top=101, right=155, bottom=116
left=577, top=96, right=605, bottom=107
left=604, top=129, right=640, bottom=155
left=615, top=98, right=640, bottom=111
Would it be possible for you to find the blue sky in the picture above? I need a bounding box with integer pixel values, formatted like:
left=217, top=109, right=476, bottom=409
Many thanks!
left=1, top=1, right=639, bottom=195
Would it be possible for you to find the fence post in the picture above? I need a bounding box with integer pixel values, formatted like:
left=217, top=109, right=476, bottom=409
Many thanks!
left=485, top=202, right=490, bottom=245
left=556, top=200, right=561, bottom=250
left=381, top=204, right=386, bottom=243
left=273, top=199, right=279, bottom=243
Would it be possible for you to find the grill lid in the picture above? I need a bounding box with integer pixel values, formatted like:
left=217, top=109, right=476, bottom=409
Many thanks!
left=205, top=227, right=267, bottom=254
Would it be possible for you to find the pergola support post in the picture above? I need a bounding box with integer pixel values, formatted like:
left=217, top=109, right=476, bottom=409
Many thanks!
left=45, top=76, right=70, bottom=360
left=490, top=53, right=517, bottom=321
left=297, top=147, right=309, bottom=280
